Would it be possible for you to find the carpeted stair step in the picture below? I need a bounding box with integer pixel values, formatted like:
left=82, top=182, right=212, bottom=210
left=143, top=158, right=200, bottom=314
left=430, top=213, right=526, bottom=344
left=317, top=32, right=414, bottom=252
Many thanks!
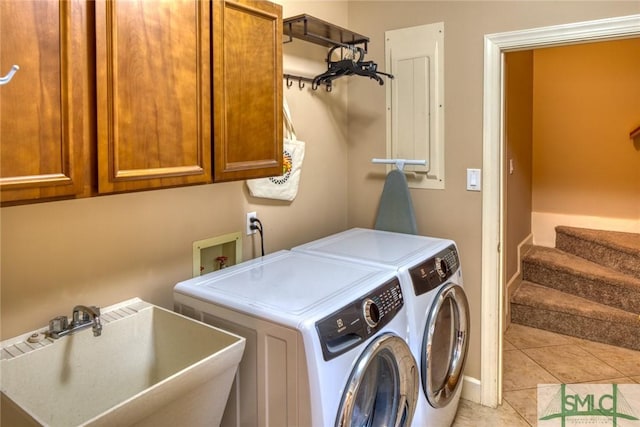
left=522, top=245, right=640, bottom=313
left=511, top=281, right=640, bottom=351
left=556, top=226, right=640, bottom=279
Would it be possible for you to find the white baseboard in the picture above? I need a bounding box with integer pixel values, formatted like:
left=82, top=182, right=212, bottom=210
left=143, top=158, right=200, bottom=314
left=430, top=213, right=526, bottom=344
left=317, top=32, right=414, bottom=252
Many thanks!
left=531, top=212, right=640, bottom=248
left=461, top=376, right=481, bottom=404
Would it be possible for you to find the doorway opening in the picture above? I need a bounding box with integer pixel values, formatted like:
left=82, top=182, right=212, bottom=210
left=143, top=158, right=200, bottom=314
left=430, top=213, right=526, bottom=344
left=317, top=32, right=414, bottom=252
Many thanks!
left=480, top=14, right=640, bottom=407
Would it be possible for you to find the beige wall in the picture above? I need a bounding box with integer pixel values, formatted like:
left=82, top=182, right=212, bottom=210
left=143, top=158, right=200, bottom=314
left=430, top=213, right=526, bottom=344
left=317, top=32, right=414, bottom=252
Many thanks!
left=532, top=38, right=640, bottom=220
left=1, top=0, right=639, bottom=391
left=0, top=0, right=349, bottom=340
left=346, top=1, right=639, bottom=381
left=505, top=51, right=534, bottom=282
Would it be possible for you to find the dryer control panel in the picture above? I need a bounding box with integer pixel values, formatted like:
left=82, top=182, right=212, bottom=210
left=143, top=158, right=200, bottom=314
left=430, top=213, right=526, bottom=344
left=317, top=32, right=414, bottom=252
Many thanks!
left=408, top=244, right=459, bottom=297
left=316, top=278, right=404, bottom=361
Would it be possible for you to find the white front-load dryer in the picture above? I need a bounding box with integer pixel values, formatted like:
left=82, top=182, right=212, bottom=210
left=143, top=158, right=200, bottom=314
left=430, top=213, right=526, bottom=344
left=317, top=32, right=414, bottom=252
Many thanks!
left=174, top=250, right=419, bottom=427
left=293, top=228, right=470, bottom=427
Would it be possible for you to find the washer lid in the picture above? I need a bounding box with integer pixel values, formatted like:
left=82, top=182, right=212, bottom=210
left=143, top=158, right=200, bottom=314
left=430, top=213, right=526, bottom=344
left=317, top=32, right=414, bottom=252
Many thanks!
left=293, top=228, right=452, bottom=267
left=174, top=250, right=396, bottom=327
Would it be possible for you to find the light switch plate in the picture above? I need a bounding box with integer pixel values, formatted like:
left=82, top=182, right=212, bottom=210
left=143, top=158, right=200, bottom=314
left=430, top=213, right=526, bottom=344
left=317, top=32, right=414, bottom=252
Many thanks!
left=467, top=168, right=481, bottom=191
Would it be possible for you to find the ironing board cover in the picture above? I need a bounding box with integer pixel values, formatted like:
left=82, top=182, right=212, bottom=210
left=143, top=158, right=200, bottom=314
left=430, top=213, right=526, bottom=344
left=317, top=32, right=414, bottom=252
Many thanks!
left=374, top=169, right=418, bottom=235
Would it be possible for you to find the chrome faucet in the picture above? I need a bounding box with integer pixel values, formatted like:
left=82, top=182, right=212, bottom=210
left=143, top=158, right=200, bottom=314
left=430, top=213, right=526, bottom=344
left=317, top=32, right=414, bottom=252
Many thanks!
left=47, top=305, right=102, bottom=339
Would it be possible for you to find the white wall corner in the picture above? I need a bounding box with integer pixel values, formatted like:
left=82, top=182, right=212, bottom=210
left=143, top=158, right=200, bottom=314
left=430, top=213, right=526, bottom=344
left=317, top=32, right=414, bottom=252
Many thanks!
left=532, top=212, right=640, bottom=247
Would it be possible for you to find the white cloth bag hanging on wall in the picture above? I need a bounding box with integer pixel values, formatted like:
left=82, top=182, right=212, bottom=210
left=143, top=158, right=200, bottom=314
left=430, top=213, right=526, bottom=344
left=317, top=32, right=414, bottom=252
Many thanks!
left=246, top=99, right=305, bottom=201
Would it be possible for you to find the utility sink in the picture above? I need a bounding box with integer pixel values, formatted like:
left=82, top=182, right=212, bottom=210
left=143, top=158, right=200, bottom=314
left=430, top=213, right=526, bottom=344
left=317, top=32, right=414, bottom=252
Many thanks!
left=1, top=298, right=245, bottom=427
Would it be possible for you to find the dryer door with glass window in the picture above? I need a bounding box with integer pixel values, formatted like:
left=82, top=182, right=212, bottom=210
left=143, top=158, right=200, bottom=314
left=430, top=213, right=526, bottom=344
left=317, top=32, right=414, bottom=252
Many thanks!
left=336, top=334, right=418, bottom=427
left=421, top=283, right=469, bottom=408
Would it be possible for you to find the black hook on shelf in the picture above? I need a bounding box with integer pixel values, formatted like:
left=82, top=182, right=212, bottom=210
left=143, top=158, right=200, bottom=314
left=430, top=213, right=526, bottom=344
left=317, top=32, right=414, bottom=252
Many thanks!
left=284, top=74, right=331, bottom=92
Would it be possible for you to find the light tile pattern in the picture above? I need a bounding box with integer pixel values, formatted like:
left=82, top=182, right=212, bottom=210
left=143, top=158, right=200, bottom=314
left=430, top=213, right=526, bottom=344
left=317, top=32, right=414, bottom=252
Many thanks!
left=452, top=324, right=640, bottom=426
left=522, top=344, right=623, bottom=383
left=451, top=398, right=530, bottom=427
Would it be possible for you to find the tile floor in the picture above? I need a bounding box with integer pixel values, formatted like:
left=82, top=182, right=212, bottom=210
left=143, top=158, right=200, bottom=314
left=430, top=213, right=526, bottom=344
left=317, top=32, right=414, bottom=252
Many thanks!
left=451, top=324, right=640, bottom=426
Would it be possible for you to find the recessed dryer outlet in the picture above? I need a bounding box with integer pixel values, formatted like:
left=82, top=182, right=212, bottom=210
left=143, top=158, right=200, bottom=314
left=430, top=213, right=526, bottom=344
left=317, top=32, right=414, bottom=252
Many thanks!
left=192, top=232, right=242, bottom=277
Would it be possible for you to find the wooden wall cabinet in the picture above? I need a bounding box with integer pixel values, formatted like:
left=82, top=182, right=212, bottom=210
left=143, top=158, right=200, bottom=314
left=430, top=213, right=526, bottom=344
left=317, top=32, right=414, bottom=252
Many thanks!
left=1, top=0, right=283, bottom=204
left=95, top=0, right=212, bottom=193
left=0, top=0, right=90, bottom=204
left=213, top=0, right=283, bottom=182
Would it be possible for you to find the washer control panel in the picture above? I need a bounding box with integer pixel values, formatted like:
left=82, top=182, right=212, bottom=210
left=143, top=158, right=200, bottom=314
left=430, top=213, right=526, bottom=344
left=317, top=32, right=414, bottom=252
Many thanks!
left=316, top=278, right=403, bottom=361
left=408, top=244, right=459, bottom=297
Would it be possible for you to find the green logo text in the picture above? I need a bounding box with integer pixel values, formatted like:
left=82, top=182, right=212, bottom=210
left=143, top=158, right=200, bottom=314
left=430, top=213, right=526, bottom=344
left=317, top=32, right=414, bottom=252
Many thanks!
left=539, top=384, right=639, bottom=427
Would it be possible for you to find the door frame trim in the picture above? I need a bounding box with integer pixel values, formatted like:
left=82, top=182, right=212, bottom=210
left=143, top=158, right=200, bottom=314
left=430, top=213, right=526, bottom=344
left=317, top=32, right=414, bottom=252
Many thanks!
left=480, top=13, right=640, bottom=407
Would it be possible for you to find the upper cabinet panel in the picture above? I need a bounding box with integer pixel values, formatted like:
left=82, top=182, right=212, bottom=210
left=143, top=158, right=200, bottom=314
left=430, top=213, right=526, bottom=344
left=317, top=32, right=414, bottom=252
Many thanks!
left=0, top=1, right=89, bottom=204
left=96, top=0, right=212, bottom=193
left=2, top=0, right=283, bottom=204
left=213, top=0, right=283, bottom=182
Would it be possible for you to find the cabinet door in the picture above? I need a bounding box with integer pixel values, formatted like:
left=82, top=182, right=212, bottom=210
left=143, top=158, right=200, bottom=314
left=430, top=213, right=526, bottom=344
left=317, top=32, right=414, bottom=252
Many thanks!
left=96, top=0, right=211, bottom=193
left=0, top=1, right=89, bottom=204
left=213, top=0, right=283, bottom=182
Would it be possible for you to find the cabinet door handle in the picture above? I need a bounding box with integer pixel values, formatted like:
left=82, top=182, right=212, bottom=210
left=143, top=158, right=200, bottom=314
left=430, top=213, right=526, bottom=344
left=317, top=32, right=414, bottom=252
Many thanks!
left=0, top=65, right=19, bottom=86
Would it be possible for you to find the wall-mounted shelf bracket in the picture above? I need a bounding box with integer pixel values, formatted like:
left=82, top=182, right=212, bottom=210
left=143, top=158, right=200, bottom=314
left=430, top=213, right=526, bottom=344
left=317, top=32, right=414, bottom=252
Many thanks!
left=282, top=14, right=391, bottom=91
left=283, top=14, right=369, bottom=52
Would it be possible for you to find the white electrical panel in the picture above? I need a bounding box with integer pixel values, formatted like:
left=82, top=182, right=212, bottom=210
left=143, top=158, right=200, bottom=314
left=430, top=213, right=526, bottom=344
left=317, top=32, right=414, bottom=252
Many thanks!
left=385, top=22, right=445, bottom=189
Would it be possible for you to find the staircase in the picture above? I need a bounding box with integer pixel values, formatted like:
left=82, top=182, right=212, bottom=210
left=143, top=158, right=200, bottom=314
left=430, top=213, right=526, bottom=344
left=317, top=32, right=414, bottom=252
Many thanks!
left=510, top=226, right=640, bottom=350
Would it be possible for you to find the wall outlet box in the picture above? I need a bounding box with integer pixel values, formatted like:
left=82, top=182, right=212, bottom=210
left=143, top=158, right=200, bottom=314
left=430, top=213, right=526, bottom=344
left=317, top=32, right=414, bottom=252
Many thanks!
left=246, top=212, right=257, bottom=235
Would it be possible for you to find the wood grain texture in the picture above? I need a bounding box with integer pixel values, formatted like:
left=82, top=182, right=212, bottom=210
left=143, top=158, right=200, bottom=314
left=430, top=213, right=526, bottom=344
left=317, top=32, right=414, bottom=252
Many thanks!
left=2, top=0, right=282, bottom=202
left=0, top=0, right=89, bottom=204
left=96, top=0, right=211, bottom=193
left=213, top=0, right=283, bottom=182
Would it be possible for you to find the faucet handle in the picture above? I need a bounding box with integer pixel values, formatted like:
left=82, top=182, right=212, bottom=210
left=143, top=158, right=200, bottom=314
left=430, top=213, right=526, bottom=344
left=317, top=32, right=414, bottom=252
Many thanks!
left=49, top=316, right=69, bottom=335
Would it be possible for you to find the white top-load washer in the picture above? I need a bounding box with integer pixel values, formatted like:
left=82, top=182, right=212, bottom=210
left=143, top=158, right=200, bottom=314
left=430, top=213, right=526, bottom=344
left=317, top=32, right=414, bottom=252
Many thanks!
left=293, top=228, right=470, bottom=427
left=174, top=250, right=419, bottom=427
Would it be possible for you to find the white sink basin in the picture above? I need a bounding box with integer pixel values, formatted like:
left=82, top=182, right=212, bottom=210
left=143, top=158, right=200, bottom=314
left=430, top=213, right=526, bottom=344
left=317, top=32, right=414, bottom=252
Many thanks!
left=1, top=298, right=245, bottom=427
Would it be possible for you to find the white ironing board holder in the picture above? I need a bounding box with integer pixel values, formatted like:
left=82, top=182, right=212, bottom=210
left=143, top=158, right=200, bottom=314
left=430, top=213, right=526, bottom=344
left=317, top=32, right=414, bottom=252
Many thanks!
left=372, top=158, right=427, bottom=171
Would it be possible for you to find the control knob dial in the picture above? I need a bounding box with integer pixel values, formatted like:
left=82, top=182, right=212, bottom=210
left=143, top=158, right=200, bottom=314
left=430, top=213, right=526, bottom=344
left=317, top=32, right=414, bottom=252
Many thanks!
left=363, top=299, right=381, bottom=328
left=435, top=257, right=449, bottom=279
